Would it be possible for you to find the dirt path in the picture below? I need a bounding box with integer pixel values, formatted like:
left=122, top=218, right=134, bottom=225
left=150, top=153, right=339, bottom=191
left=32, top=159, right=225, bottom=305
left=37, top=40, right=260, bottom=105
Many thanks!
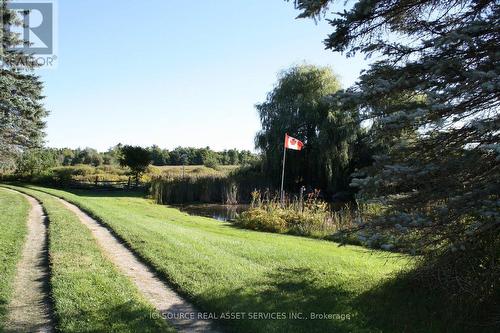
left=4, top=191, right=53, bottom=333
left=54, top=197, right=219, bottom=333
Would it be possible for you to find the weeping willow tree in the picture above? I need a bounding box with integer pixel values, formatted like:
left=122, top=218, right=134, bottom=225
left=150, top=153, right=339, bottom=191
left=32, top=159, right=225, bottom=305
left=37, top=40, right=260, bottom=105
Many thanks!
left=255, top=64, right=362, bottom=195
left=0, top=0, right=48, bottom=171
left=289, top=0, right=499, bottom=319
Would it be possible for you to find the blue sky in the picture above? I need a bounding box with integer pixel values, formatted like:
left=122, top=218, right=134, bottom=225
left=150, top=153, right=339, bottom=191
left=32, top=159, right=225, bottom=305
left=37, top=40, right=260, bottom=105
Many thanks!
left=40, top=0, right=368, bottom=151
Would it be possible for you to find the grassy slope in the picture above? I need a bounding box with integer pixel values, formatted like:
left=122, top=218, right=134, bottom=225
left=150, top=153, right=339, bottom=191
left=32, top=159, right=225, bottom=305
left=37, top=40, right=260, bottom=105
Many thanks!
left=3, top=186, right=173, bottom=333
left=25, top=186, right=468, bottom=333
left=0, top=189, right=28, bottom=332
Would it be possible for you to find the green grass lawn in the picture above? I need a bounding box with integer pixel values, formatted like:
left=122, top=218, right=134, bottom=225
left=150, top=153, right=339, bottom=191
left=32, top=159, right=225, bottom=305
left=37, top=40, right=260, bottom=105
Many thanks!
left=2, top=185, right=174, bottom=333
left=18, top=185, right=479, bottom=333
left=0, top=189, right=29, bottom=332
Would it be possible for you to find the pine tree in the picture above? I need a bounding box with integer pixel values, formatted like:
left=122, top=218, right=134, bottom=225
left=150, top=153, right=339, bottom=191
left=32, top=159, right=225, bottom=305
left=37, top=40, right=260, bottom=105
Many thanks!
left=0, top=0, right=48, bottom=169
left=290, top=0, right=499, bottom=311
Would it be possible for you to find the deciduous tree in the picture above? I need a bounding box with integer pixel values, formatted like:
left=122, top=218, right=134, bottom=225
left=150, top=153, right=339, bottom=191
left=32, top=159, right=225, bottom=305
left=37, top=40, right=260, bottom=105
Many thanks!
left=255, top=64, right=361, bottom=195
left=119, top=145, right=151, bottom=185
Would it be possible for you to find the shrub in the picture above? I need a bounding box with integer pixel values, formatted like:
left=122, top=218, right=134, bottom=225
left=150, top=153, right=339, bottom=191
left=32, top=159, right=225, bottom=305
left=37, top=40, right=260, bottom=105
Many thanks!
left=235, top=191, right=355, bottom=238
left=203, top=156, right=219, bottom=170
left=237, top=208, right=287, bottom=233
left=47, top=165, right=131, bottom=185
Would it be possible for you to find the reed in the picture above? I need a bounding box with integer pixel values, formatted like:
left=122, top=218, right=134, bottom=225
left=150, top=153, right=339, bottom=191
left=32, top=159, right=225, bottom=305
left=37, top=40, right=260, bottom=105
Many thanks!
left=235, top=190, right=356, bottom=238
left=150, top=166, right=269, bottom=204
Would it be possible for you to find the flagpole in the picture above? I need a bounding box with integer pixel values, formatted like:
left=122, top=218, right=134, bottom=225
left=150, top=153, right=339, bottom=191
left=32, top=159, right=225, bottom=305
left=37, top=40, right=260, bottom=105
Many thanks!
left=280, top=137, right=286, bottom=205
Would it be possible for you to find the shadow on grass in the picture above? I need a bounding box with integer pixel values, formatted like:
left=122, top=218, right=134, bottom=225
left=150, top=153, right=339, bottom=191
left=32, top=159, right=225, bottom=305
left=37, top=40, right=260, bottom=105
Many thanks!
left=353, top=270, right=499, bottom=333
left=203, top=267, right=497, bottom=333
left=53, top=188, right=147, bottom=199
left=56, top=301, right=167, bottom=333
left=13, top=183, right=148, bottom=199
left=199, top=267, right=360, bottom=333
left=0, top=299, right=6, bottom=333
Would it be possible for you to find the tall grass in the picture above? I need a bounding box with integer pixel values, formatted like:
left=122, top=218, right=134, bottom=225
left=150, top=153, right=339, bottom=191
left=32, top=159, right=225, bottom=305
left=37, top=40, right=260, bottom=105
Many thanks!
left=235, top=190, right=356, bottom=238
left=150, top=166, right=269, bottom=204
left=234, top=191, right=403, bottom=250
left=150, top=174, right=235, bottom=204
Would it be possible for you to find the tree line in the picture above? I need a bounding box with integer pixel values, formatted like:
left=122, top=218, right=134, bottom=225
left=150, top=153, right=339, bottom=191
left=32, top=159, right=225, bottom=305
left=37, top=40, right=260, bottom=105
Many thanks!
left=13, top=144, right=258, bottom=175
left=147, top=145, right=258, bottom=167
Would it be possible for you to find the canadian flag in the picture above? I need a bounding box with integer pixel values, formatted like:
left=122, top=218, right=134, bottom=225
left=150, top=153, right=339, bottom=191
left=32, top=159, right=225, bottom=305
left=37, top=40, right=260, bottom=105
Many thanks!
left=284, top=133, right=304, bottom=151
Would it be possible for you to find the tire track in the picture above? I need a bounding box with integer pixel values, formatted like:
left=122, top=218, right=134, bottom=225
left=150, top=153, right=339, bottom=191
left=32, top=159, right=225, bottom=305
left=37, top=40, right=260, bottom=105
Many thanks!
left=54, top=196, right=219, bottom=333
left=4, top=190, right=53, bottom=333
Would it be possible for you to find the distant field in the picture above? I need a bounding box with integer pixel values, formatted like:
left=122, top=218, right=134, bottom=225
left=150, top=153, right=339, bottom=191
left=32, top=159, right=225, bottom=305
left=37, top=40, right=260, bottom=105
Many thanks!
left=41, top=164, right=239, bottom=184
left=21, top=185, right=483, bottom=333
left=150, top=165, right=238, bottom=176
left=152, top=165, right=238, bottom=172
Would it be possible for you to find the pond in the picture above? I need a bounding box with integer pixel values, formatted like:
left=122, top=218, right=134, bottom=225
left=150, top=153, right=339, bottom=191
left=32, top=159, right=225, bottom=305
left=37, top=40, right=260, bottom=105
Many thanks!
left=175, top=204, right=250, bottom=222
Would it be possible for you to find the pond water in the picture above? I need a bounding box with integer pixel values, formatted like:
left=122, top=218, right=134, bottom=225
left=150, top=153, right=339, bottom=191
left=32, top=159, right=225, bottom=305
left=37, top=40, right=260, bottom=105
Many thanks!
left=175, top=204, right=250, bottom=222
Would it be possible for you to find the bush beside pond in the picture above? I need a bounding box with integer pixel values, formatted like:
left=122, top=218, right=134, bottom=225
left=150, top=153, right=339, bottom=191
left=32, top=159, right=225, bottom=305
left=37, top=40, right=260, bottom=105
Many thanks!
left=235, top=191, right=355, bottom=238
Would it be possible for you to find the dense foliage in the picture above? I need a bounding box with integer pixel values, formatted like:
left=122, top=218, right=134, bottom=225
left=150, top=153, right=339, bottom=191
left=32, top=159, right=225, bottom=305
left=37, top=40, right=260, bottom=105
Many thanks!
left=291, top=0, right=499, bottom=319
left=255, top=64, right=366, bottom=196
left=149, top=145, right=258, bottom=167
left=0, top=1, right=48, bottom=170
left=15, top=148, right=58, bottom=176
left=5, top=145, right=259, bottom=180
left=9, top=145, right=257, bottom=172
left=118, top=145, right=151, bottom=184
